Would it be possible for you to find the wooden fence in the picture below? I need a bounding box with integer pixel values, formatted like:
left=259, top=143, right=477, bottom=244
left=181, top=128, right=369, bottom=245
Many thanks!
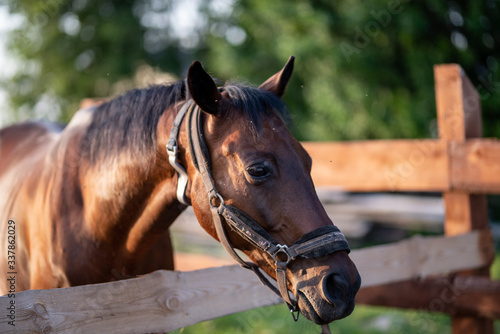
left=0, top=64, right=499, bottom=333
left=0, top=231, right=492, bottom=333
left=303, top=64, right=500, bottom=334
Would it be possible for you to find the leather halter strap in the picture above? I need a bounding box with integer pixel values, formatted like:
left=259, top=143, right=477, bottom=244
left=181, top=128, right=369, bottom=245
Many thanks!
left=166, top=102, right=192, bottom=205
left=169, top=100, right=351, bottom=320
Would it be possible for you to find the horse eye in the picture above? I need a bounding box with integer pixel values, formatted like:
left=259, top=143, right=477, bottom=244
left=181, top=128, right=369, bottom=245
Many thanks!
left=246, top=164, right=271, bottom=179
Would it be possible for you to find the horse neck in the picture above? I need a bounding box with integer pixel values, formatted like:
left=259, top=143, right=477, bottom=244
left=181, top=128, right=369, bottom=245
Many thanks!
left=72, top=110, right=184, bottom=262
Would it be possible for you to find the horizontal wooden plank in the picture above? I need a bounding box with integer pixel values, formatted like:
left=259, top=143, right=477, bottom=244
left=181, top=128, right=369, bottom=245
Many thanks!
left=302, top=140, right=449, bottom=192
left=0, top=231, right=492, bottom=333
left=0, top=266, right=282, bottom=334
left=302, top=139, right=500, bottom=193
left=351, top=229, right=494, bottom=288
left=356, top=275, right=500, bottom=319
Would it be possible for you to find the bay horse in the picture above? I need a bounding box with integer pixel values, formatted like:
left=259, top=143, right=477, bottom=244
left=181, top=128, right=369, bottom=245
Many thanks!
left=0, top=57, right=360, bottom=325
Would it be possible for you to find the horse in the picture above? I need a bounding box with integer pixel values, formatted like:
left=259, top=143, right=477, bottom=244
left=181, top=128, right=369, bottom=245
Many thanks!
left=0, top=56, right=360, bottom=325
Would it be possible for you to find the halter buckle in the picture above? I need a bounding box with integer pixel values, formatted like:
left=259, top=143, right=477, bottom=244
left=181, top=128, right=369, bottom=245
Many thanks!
left=209, top=192, right=225, bottom=209
left=272, top=244, right=292, bottom=265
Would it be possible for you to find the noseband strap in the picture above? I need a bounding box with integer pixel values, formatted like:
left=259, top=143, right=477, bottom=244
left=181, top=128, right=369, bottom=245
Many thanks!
left=169, top=100, right=351, bottom=320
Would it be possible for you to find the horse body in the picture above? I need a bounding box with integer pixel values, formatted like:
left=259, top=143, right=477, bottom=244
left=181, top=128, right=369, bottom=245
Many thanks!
left=0, top=110, right=176, bottom=292
left=0, top=57, right=360, bottom=325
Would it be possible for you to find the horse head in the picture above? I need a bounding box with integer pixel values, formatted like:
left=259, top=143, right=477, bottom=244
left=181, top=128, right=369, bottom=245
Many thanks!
left=170, top=57, right=360, bottom=324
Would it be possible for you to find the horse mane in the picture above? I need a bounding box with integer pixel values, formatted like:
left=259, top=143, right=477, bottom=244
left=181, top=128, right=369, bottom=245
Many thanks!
left=83, top=80, right=186, bottom=168
left=222, top=84, right=290, bottom=133
left=82, top=79, right=289, bottom=168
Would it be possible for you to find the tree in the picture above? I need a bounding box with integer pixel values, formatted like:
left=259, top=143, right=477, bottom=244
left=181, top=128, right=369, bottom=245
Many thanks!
left=201, top=0, right=500, bottom=140
left=3, top=0, right=499, bottom=141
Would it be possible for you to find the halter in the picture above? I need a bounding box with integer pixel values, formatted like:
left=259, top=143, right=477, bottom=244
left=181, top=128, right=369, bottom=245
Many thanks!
left=167, top=100, right=351, bottom=321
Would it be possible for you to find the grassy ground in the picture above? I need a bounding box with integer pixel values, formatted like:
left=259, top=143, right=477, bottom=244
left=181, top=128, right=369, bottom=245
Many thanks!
left=170, top=304, right=452, bottom=334
left=170, top=254, right=500, bottom=334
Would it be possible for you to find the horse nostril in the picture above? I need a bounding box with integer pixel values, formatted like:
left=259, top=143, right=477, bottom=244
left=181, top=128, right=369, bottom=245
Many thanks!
left=321, top=273, right=349, bottom=306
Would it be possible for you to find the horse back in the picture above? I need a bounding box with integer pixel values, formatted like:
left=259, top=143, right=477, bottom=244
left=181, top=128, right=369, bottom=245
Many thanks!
left=0, top=121, right=62, bottom=172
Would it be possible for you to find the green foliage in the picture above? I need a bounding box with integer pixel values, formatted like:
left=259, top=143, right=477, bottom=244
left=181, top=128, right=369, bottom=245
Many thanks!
left=3, top=0, right=149, bottom=122
left=2, top=0, right=500, bottom=140
left=492, top=252, right=500, bottom=280
left=202, top=0, right=500, bottom=140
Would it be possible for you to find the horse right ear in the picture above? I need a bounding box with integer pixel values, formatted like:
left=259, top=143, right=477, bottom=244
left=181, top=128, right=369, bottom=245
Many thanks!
left=187, top=61, right=223, bottom=116
left=258, top=56, right=295, bottom=97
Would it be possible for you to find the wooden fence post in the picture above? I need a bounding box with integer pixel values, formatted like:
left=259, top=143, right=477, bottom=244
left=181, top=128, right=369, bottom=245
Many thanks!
left=434, top=64, right=494, bottom=334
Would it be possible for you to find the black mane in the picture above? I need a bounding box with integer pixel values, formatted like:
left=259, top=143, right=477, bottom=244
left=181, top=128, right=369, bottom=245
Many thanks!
left=83, top=80, right=186, bottom=168
left=222, top=84, right=290, bottom=132
left=82, top=79, right=289, bottom=168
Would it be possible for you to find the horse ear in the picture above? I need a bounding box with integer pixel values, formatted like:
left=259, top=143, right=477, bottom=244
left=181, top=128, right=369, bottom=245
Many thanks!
left=187, top=61, right=223, bottom=116
left=258, top=56, right=295, bottom=97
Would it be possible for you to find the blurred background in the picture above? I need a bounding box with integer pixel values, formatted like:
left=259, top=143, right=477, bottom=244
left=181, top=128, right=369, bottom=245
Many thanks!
left=1, top=0, right=499, bottom=141
left=0, top=1, right=499, bottom=332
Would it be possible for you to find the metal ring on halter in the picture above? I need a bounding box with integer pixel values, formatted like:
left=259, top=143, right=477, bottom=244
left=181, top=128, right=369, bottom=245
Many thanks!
left=209, top=192, right=225, bottom=209
left=272, top=244, right=292, bottom=264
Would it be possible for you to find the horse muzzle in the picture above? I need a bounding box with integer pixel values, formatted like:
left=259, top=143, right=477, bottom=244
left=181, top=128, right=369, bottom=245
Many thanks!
left=291, top=254, right=361, bottom=324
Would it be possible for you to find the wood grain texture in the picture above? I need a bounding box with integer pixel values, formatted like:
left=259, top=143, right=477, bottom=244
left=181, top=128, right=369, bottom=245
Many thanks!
left=434, top=63, right=493, bottom=334
left=302, top=140, right=448, bottom=192
left=0, top=266, right=282, bottom=334
left=434, top=64, right=468, bottom=142
left=302, top=140, right=500, bottom=193
left=357, top=275, right=500, bottom=320
left=0, top=231, right=492, bottom=333
left=451, top=139, right=500, bottom=193
left=351, top=229, right=494, bottom=288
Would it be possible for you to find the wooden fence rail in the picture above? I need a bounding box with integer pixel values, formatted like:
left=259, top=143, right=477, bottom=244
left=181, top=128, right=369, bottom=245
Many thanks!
left=0, top=230, right=493, bottom=333
left=303, top=139, right=500, bottom=193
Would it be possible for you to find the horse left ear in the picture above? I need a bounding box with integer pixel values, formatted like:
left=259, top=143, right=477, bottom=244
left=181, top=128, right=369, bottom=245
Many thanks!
left=187, top=61, right=223, bottom=116
left=258, top=56, right=295, bottom=97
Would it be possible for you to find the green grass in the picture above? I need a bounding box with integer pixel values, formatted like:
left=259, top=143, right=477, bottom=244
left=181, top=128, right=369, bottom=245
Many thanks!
left=170, top=254, right=500, bottom=334
left=492, top=252, right=500, bottom=280
left=170, top=304, right=453, bottom=334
